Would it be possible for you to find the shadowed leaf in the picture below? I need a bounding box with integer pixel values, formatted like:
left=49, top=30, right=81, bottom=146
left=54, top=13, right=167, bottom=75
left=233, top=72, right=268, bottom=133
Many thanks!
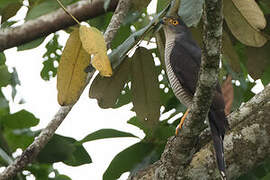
left=178, top=0, right=204, bottom=27
left=224, top=0, right=267, bottom=47
left=89, top=59, right=131, bottom=108
left=131, top=47, right=160, bottom=127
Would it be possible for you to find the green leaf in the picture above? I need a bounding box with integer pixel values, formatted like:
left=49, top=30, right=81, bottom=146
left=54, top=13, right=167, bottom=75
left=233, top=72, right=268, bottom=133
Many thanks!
left=41, top=34, right=62, bottom=81
left=111, top=25, right=131, bottom=49
left=2, top=110, right=39, bottom=129
left=88, top=12, right=113, bottom=32
left=26, top=163, right=54, bottom=179
left=0, top=91, right=9, bottom=117
left=1, top=2, right=21, bottom=23
left=222, top=31, right=241, bottom=72
left=262, top=68, right=270, bottom=86
left=178, top=0, right=204, bottom=27
left=0, top=65, right=12, bottom=87
left=4, top=128, right=36, bottom=151
left=25, top=0, right=75, bottom=20
left=89, top=60, right=131, bottom=108
left=64, top=144, right=92, bottom=166
left=131, top=47, right=160, bottom=127
left=103, top=142, right=154, bottom=180
left=157, top=0, right=169, bottom=13
left=53, top=175, right=72, bottom=180
left=79, top=129, right=137, bottom=144
left=246, top=42, right=270, bottom=80
left=37, top=134, right=91, bottom=165
left=127, top=116, right=149, bottom=134
left=0, top=52, right=6, bottom=65
left=0, top=0, right=18, bottom=9
left=17, top=36, right=46, bottom=51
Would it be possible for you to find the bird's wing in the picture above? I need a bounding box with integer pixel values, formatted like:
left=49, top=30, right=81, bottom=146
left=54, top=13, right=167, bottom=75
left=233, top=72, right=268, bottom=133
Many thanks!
left=169, top=40, right=201, bottom=96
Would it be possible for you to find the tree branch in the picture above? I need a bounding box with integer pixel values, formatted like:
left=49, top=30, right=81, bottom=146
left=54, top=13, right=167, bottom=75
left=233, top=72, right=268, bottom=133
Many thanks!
left=184, top=84, right=270, bottom=179
left=0, top=0, right=132, bottom=179
left=130, top=84, right=270, bottom=179
left=130, top=0, right=224, bottom=179
left=0, top=0, right=119, bottom=52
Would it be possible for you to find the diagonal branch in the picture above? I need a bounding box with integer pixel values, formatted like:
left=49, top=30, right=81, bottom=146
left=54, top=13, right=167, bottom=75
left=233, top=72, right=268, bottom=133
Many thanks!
left=0, top=0, right=132, bottom=179
left=0, top=0, right=119, bottom=52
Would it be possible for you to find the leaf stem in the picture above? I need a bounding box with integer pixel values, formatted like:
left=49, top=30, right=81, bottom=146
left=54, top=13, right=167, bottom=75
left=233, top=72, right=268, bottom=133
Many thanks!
left=56, top=0, right=80, bottom=25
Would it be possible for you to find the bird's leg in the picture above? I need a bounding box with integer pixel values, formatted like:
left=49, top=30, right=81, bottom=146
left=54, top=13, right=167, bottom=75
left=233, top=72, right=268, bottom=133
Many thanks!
left=175, top=109, right=189, bottom=135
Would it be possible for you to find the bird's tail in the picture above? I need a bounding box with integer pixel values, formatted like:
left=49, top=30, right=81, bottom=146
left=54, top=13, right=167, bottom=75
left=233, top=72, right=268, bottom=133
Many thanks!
left=209, top=109, right=228, bottom=180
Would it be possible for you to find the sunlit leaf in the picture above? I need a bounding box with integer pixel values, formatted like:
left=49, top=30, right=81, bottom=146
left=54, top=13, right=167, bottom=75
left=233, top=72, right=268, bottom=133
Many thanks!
left=224, top=0, right=267, bottom=47
left=79, top=25, right=112, bottom=77
left=131, top=47, right=160, bottom=127
left=57, top=28, right=90, bottom=106
left=79, top=129, right=138, bottom=144
left=89, top=59, right=130, bottom=108
left=1, top=110, right=39, bottom=129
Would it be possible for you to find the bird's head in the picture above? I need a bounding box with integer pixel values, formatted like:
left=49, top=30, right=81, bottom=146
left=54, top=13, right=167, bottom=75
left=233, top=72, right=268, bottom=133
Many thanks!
left=161, top=16, right=189, bottom=40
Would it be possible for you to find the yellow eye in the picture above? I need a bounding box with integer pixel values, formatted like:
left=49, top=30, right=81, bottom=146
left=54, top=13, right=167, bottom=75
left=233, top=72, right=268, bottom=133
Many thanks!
left=168, top=19, right=179, bottom=25
left=172, top=20, right=178, bottom=25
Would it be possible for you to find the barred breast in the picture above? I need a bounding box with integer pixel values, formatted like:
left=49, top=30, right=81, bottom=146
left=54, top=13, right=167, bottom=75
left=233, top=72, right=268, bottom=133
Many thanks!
left=164, top=41, right=193, bottom=108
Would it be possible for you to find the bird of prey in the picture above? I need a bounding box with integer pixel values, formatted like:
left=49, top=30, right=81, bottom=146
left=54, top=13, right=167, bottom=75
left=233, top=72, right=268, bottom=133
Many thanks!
left=161, top=16, right=229, bottom=179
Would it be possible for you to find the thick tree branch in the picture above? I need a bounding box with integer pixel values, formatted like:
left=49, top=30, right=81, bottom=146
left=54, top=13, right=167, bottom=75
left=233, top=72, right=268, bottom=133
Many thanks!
left=0, top=0, right=132, bottom=179
left=184, top=84, right=270, bottom=179
left=0, top=0, right=119, bottom=52
left=130, top=84, right=270, bottom=180
left=130, top=0, right=224, bottom=179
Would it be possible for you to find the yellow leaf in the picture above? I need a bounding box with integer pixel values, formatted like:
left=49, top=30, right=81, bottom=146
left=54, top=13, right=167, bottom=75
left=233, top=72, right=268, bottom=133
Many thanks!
left=57, top=28, right=90, bottom=106
left=79, top=25, right=113, bottom=77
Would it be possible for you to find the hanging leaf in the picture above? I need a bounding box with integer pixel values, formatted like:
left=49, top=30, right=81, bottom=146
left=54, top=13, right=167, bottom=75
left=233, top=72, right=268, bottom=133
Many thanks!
left=232, top=0, right=266, bottom=30
left=222, top=31, right=241, bottom=72
left=224, top=0, right=267, bottom=47
left=178, top=0, right=204, bottom=27
left=79, top=25, right=113, bottom=77
left=89, top=59, right=131, bottom=108
left=131, top=47, right=160, bottom=127
left=79, top=129, right=138, bottom=144
left=57, top=28, right=90, bottom=106
left=246, top=42, right=270, bottom=80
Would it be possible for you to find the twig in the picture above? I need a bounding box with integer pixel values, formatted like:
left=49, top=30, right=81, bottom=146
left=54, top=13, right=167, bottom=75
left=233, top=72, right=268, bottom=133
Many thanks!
left=0, top=0, right=131, bottom=179
left=56, top=0, right=80, bottom=25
